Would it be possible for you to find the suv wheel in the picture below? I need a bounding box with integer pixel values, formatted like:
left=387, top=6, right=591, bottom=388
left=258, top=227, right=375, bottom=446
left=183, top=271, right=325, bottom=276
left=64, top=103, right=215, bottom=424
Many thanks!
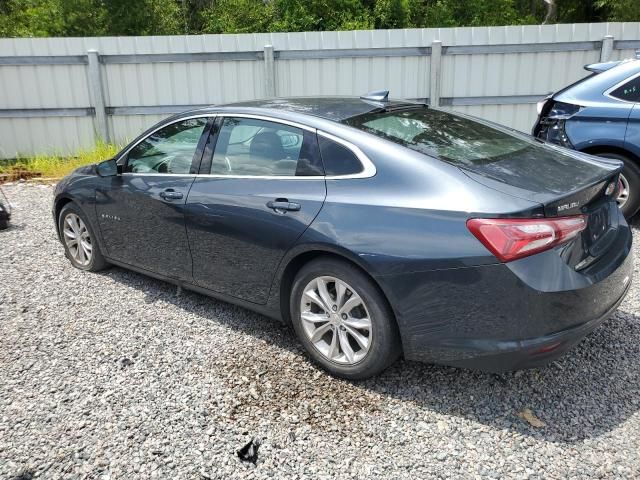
left=290, top=258, right=401, bottom=380
left=596, top=152, right=640, bottom=219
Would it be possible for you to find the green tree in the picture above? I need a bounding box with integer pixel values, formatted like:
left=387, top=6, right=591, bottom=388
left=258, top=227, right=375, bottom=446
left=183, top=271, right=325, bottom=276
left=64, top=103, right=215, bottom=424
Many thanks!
left=0, top=0, right=107, bottom=37
left=200, top=0, right=275, bottom=34
left=0, top=0, right=638, bottom=38
left=269, top=0, right=372, bottom=32
left=374, top=0, right=410, bottom=29
left=595, top=0, right=640, bottom=21
left=103, top=0, right=181, bottom=36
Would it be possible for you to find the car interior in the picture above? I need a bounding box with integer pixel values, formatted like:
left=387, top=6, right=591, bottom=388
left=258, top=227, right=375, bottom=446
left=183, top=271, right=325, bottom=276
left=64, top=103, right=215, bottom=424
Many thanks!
left=211, top=122, right=303, bottom=176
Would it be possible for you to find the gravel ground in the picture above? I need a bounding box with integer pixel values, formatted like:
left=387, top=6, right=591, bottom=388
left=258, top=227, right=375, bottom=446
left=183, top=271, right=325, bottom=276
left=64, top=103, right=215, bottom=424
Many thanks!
left=1, top=183, right=640, bottom=479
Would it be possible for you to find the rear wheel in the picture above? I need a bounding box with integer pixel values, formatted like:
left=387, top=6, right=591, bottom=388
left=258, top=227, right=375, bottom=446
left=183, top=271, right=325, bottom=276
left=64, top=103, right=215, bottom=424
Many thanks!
left=290, top=258, right=401, bottom=380
left=58, top=203, right=109, bottom=272
left=595, top=152, right=640, bottom=219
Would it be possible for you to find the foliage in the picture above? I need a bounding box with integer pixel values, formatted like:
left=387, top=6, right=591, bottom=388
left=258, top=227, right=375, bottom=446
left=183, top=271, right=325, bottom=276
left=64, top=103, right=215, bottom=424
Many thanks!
left=0, top=0, right=638, bottom=37
left=375, top=0, right=409, bottom=29
left=595, top=0, right=640, bottom=22
left=0, top=142, right=120, bottom=180
left=199, top=0, right=276, bottom=34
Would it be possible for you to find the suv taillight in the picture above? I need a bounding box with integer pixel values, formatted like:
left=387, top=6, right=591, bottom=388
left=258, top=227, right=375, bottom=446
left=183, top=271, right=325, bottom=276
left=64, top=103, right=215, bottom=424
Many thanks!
left=467, top=216, right=587, bottom=262
left=534, top=101, right=582, bottom=148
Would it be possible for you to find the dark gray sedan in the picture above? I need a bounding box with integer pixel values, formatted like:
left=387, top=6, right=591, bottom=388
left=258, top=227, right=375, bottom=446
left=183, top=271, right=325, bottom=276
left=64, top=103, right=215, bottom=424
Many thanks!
left=53, top=95, right=632, bottom=379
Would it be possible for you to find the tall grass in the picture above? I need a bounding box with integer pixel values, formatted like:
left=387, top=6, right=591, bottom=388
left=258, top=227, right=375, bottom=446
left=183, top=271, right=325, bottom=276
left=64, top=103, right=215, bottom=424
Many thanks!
left=0, top=142, right=120, bottom=181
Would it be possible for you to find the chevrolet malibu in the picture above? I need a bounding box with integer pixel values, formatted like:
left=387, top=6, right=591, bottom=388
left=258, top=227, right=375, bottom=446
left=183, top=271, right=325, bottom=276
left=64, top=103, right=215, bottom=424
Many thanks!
left=53, top=94, right=633, bottom=379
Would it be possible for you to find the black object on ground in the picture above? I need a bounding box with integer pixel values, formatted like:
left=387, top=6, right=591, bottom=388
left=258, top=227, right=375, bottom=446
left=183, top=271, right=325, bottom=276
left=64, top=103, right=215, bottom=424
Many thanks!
left=0, top=185, right=11, bottom=230
left=237, top=437, right=261, bottom=464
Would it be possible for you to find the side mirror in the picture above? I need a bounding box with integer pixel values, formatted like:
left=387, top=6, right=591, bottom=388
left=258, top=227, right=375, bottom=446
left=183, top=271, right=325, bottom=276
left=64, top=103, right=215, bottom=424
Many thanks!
left=96, top=158, right=119, bottom=177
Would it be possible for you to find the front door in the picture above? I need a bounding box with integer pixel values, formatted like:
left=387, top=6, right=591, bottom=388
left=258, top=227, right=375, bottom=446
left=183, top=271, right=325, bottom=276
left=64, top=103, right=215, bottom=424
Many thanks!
left=185, top=115, right=326, bottom=304
left=96, top=116, right=212, bottom=280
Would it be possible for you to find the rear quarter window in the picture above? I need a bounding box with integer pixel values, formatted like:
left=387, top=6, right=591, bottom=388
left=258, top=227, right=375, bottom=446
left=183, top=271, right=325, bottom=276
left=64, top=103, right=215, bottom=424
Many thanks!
left=609, top=75, right=640, bottom=102
left=318, top=136, right=363, bottom=176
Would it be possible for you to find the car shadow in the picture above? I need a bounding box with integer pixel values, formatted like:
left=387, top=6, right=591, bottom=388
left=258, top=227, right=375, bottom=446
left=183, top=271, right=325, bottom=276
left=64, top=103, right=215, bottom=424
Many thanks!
left=98, top=266, right=640, bottom=444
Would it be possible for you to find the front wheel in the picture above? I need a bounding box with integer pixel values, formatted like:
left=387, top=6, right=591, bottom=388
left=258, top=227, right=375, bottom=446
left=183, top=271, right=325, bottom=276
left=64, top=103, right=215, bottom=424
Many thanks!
left=596, top=152, right=640, bottom=219
left=290, top=258, right=401, bottom=380
left=58, top=203, right=109, bottom=272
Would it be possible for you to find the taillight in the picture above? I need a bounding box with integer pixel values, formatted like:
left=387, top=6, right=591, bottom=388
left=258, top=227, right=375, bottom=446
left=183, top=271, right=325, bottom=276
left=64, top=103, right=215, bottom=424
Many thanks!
left=534, top=101, right=581, bottom=148
left=467, top=216, right=587, bottom=262
left=536, top=98, right=549, bottom=115
left=546, top=101, right=581, bottom=120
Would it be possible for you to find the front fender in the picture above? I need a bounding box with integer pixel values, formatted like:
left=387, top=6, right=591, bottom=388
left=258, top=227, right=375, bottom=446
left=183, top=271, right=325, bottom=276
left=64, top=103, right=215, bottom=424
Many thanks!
left=52, top=174, right=101, bottom=247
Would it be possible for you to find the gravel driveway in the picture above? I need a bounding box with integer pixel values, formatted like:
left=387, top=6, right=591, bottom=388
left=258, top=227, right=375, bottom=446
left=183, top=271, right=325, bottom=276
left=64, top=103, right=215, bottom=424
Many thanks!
left=1, top=183, right=640, bottom=479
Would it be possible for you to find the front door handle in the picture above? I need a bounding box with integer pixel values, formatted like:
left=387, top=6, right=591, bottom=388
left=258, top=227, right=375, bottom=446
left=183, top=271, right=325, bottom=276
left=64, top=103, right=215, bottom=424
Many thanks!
left=159, top=190, right=183, bottom=200
left=267, top=199, right=301, bottom=213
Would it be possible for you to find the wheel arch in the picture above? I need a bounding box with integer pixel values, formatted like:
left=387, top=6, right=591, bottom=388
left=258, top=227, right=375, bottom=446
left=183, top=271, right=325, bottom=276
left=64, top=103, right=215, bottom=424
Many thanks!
left=53, top=196, right=75, bottom=240
left=580, top=144, right=640, bottom=163
left=276, top=246, right=401, bottom=342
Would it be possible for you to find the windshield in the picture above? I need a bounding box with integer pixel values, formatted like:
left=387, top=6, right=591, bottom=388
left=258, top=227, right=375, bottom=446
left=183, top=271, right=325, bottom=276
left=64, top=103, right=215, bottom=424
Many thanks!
left=342, top=108, right=538, bottom=166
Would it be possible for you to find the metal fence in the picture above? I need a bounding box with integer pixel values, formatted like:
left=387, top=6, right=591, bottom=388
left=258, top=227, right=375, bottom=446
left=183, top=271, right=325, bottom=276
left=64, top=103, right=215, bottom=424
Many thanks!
left=1, top=22, right=639, bottom=159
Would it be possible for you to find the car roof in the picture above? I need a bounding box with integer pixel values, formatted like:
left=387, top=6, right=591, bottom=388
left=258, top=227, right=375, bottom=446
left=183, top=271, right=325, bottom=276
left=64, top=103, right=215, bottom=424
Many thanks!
left=555, top=59, right=640, bottom=104
left=207, top=96, right=421, bottom=122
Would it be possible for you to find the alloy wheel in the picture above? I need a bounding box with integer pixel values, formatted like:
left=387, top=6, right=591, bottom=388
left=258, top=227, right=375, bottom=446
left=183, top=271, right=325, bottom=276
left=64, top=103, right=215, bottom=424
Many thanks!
left=617, top=173, right=630, bottom=209
left=299, top=276, right=372, bottom=365
left=63, top=213, right=92, bottom=266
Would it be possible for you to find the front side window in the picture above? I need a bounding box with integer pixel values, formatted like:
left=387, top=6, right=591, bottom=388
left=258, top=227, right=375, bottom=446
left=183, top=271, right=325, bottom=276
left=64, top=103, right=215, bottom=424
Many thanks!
left=609, top=76, right=640, bottom=103
left=210, top=117, right=323, bottom=176
left=125, top=118, right=208, bottom=174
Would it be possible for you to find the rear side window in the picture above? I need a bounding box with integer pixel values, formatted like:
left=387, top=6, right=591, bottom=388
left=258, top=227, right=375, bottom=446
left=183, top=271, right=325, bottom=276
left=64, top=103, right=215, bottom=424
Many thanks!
left=210, top=117, right=323, bottom=176
left=318, top=136, right=363, bottom=176
left=609, top=76, right=640, bottom=102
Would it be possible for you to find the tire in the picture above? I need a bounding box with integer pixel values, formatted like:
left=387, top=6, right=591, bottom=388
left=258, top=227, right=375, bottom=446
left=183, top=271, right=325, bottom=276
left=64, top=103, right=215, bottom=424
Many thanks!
left=595, top=152, right=640, bottom=219
left=58, top=202, right=109, bottom=272
left=290, top=258, right=401, bottom=380
left=0, top=218, right=8, bottom=231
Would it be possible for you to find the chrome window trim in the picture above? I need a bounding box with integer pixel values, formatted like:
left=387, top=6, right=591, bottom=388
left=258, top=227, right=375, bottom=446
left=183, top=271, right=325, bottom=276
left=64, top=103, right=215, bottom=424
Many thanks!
left=194, top=114, right=376, bottom=180
left=215, top=113, right=316, bottom=133
left=121, top=173, right=197, bottom=178
left=604, top=71, right=640, bottom=104
left=116, top=113, right=214, bottom=166
left=117, top=111, right=377, bottom=180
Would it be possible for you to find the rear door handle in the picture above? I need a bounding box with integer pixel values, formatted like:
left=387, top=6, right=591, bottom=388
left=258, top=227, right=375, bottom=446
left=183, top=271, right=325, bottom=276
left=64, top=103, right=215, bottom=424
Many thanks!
left=267, top=199, right=301, bottom=212
left=159, top=190, right=183, bottom=200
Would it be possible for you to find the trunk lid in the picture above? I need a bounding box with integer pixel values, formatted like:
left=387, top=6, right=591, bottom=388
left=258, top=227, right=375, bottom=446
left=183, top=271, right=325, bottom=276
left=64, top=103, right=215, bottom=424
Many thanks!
left=459, top=145, right=622, bottom=216
left=461, top=148, right=622, bottom=266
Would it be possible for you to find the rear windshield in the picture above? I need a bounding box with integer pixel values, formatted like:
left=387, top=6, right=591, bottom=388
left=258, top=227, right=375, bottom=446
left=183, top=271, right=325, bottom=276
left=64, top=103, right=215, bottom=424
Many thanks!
left=342, top=108, right=538, bottom=166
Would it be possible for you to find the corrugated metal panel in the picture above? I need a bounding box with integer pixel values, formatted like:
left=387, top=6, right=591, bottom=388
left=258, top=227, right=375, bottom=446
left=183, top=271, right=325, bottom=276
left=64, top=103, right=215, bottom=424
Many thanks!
left=1, top=22, right=639, bottom=158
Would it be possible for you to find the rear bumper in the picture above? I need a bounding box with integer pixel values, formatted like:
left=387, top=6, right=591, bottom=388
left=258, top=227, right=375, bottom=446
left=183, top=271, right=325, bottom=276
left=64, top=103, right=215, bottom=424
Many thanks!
left=378, top=224, right=633, bottom=373
left=444, top=275, right=631, bottom=372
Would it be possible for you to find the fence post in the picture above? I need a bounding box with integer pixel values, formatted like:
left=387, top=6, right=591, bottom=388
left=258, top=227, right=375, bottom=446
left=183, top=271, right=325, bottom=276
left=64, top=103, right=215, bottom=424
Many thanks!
left=87, top=49, right=110, bottom=143
left=263, top=45, right=276, bottom=98
left=600, top=35, right=614, bottom=62
left=429, top=40, right=442, bottom=107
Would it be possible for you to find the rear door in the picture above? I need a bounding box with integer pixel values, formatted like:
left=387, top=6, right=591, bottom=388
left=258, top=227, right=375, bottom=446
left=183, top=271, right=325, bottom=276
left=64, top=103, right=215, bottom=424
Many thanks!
left=185, top=115, right=326, bottom=304
left=96, top=116, right=212, bottom=280
left=617, top=74, right=640, bottom=155
left=628, top=104, right=640, bottom=156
